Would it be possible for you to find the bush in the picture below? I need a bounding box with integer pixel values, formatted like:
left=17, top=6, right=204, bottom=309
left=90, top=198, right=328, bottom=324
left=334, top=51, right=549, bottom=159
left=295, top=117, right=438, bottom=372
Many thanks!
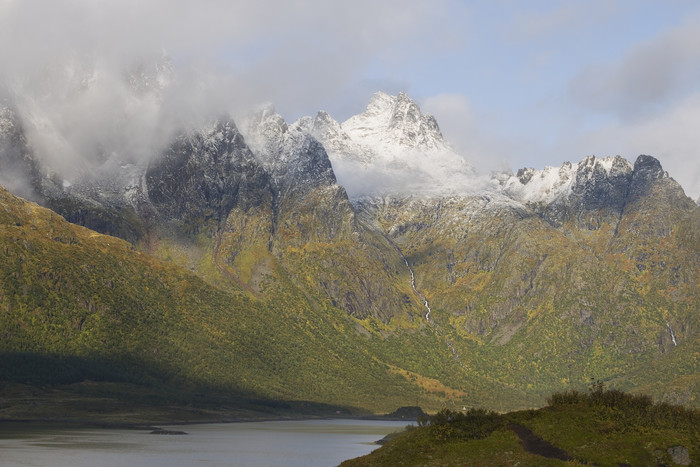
left=547, top=381, right=700, bottom=431
left=547, top=389, right=586, bottom=406
left=423, top=408, right=505, bottom=441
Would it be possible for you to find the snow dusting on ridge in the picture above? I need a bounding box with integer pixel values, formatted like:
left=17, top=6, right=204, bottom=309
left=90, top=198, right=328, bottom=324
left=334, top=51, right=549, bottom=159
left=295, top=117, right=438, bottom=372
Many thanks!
left=501, top=155, right=634, bottom=204
left=311, top=91, right=476, bottom=197
left=240, top=92, right=641, bottom=208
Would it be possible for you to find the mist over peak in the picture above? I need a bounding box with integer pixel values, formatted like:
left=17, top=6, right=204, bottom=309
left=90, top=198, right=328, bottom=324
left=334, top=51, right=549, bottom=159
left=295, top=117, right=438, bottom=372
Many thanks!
left=1, top=51, right=248, bottom=194
left=311, top=92, right=476, bottom=198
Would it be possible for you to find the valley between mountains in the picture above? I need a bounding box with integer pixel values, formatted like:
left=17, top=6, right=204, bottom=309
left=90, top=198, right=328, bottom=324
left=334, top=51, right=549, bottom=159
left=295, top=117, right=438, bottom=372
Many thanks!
left=1, top=88, right=698, bottom=421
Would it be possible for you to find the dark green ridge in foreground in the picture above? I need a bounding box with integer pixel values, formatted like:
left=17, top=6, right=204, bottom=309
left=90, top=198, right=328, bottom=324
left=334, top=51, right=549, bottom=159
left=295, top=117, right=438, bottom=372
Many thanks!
left=343, top=385, right=700, bottom=466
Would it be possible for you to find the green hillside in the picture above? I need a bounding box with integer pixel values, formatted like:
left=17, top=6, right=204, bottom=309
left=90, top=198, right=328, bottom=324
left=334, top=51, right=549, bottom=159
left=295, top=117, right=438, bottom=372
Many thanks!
left=343, top=385, right=700, bottom=466
left=0, top=186, right=477, bottom=421
left=355, top=184, right=700, bottom=408
left=1, top=152, right=699, bottom=422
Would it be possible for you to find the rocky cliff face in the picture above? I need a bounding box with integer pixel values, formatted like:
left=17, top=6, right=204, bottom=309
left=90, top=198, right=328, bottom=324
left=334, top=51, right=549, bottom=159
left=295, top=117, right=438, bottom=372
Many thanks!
left=499, top=154, right=694, bottom=234
left=239, top=106, right=416, bottom=321
left=0, top=101, right=149, bottom=241
left=146, top=119, right=270, bottom=234
left=240, top=107, right=354, bottom=248
left=503, top=155, right=634, bottom=229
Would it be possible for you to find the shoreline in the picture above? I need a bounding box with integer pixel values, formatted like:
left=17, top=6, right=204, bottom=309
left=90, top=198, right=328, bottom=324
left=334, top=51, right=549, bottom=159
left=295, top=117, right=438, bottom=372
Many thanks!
left=0, top=413, right=419, bottom=432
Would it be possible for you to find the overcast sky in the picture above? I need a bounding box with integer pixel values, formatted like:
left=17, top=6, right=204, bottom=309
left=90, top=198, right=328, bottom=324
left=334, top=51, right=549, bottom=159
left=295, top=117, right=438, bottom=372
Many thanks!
left=1, top=0, right=699, bottom=198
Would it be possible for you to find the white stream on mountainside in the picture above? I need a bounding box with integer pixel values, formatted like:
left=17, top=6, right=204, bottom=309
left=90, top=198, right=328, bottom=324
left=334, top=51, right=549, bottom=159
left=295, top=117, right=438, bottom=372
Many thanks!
left=402, top=255, right=431, bottom=322
left=666, top=321, right=678, bottom=346
left=399, top=251, right=469, bottom=372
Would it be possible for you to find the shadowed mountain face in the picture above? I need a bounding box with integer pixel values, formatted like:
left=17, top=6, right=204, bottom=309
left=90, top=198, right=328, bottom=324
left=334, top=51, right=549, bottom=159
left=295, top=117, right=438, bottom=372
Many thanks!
left=145, top=119, right=271, bottom=233
left=1, top=91, right=699, bottom=412
left=0, top=104, right=53, bottom=202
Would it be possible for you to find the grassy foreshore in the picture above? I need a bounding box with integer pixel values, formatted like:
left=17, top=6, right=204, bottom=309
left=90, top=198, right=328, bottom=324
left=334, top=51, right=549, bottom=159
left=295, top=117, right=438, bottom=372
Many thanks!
left=343, top=386, right=700, bottom=466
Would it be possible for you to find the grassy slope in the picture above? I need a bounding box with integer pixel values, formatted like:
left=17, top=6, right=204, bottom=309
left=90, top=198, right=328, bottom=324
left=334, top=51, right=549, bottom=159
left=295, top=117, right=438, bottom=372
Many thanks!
left=0, top=186, right=464, bottom=421
left=2, top=178, right=698, bottom=421
left=144, top=184, right=540, bottom=412
left=360, top=192, right=700, bottom=409
left=343, top=387, right=700, bottom=466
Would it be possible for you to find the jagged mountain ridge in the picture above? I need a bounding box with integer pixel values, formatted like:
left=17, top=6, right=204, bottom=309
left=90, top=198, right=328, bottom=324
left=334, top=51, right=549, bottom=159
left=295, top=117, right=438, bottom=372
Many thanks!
left=1, top=88, right=699, bottom=409
left=308, top=91, right=476, bottom=197
left=3, top=90, right=696, bottom=218
left=0, top=94, right=418, bottom=322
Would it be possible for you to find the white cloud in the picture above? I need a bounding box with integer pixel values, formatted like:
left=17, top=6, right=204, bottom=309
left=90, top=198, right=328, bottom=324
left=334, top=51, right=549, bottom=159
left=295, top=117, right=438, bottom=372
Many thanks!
left=0, top=0, right=456, bottom=109
left=0, top=0, right=458, bottom=178
left=421, top=93, right=514, bottom=174
left=1, top=0, right=698, bottom=202
left=567, top=92, right=700, bottom=199
left=569, top=13, right=700, bottom=119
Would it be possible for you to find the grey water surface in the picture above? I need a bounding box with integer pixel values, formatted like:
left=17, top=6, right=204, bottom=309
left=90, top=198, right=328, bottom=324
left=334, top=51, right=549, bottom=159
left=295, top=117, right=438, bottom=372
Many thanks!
left=0, top=419, right=409, bottom=467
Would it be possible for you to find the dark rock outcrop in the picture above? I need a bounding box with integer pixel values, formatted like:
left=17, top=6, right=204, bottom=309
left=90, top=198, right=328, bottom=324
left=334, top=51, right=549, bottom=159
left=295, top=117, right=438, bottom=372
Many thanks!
left=146, top=119, right=271, bottom=234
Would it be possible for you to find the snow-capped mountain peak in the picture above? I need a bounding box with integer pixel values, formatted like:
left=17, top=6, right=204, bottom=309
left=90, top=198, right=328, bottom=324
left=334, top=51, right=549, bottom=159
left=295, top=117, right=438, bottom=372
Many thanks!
left=239, top=105, right=336, bottom=191
left=341, top=91, right=448, bottom=157
left=312, top=91, right=475, bottom=198
left=309, top=110, right=371, bottom=165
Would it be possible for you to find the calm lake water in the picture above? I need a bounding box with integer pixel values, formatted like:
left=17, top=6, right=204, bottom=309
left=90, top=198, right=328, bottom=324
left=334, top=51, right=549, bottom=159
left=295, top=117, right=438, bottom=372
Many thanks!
left=0, top=419, right=410, bottom=466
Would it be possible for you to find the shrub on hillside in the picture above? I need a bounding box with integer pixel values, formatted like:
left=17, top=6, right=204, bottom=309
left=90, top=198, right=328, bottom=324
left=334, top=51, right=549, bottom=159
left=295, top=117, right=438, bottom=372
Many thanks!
left=547, top=381, right=699, bottom=431
left=419, top=407, right=505, bottom=441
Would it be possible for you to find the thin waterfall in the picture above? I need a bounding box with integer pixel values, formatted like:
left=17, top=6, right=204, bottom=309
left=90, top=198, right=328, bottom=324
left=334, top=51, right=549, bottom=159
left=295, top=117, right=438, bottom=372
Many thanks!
left=398, top=248, right=469, bottom=371
left=666, top=321, right=677, bottom=346
left=402, top=255, right=431, bottom=321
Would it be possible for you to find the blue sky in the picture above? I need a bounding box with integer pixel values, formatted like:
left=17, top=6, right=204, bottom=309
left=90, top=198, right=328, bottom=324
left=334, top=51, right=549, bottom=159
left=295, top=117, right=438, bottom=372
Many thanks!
left=2, top=0, right=699, bottom=198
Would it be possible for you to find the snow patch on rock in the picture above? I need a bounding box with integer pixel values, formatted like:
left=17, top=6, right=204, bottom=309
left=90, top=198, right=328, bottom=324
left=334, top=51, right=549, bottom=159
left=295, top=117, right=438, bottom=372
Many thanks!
left=312, top=92, right=476, bottom=198
left=502, top=155, right=633, bottom=204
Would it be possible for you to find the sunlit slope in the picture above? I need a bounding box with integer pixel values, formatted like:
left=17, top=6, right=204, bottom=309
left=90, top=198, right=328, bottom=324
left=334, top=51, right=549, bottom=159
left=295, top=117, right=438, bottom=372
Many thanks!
left=355, top=159, right=700, bottom=406
left=0, top=186, right=477, bottom=415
